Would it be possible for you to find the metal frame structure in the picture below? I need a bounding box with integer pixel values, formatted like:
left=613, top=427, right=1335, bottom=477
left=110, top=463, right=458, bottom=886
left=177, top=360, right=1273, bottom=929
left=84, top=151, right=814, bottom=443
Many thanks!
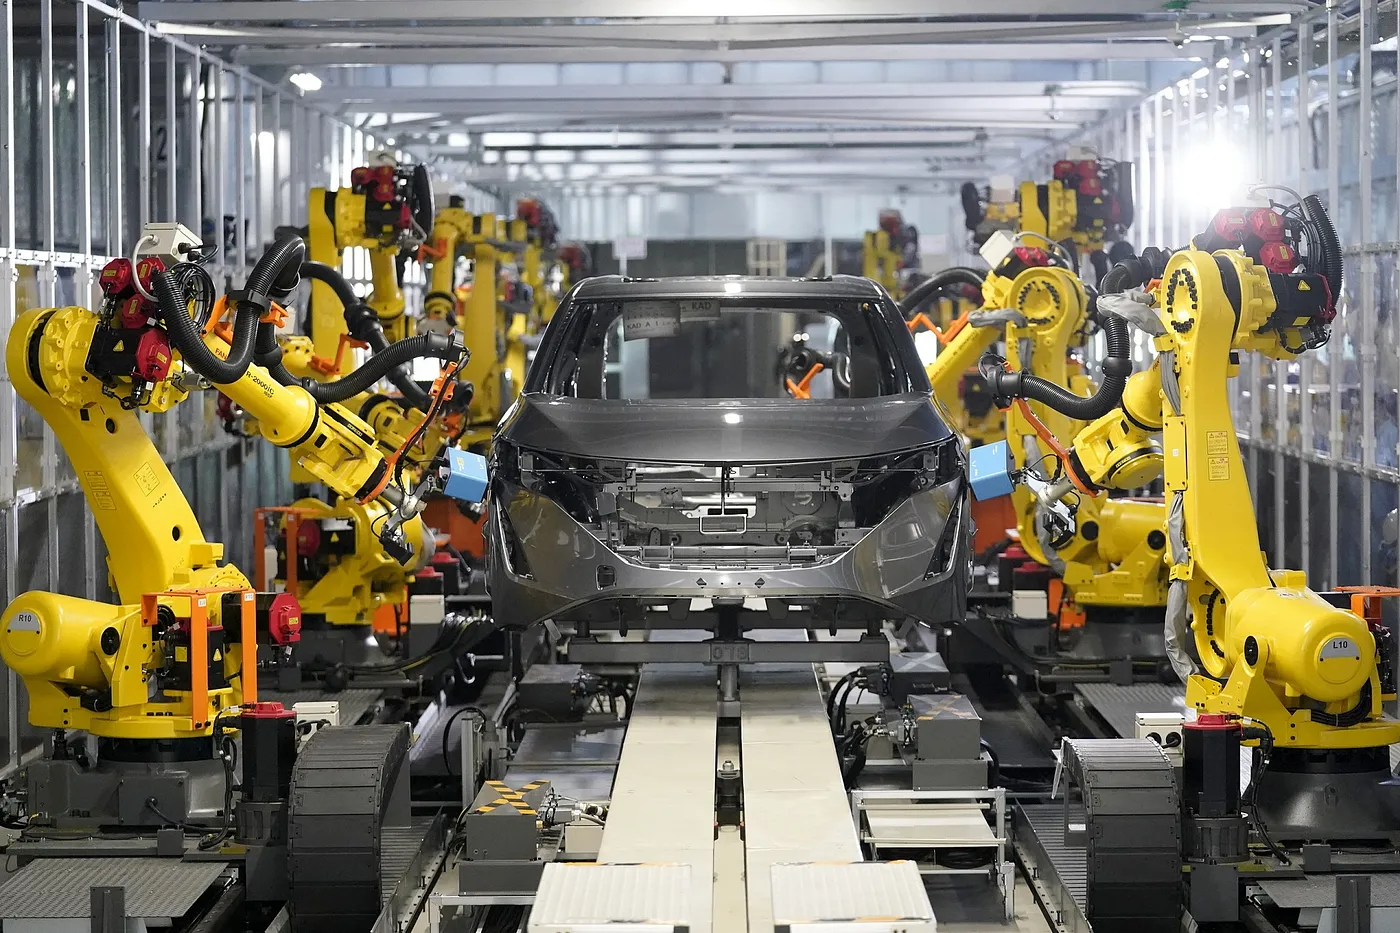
left=1026, top=1, right=1399, bottom=596
left=133, top=0, right=1299, bottom=243
left=849, top=786, right=1014, bottom=919
left=0, top=0, right=497, bottom=776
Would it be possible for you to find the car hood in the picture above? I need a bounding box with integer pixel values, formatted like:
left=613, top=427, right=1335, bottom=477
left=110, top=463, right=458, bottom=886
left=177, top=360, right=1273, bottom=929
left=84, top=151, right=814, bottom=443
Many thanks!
left=497, top=393, right=952, bottom=464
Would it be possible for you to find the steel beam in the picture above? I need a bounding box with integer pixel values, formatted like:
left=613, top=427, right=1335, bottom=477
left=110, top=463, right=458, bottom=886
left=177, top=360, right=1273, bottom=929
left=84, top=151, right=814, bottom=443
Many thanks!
left=567, top=638, right=889, bottom=665
left=477, top=128, right=987, bottom=147
left=231, top=41, right=1196, bottom=66
left=349, top=102, right=1112, bottom=123
left=322, top=80, right=1143, bottom=106
left=469, top=147, right=1015, bottom=165
left=137, top=0, right=1281, bottom=20
left=380, top=111, right=1078, bottom=132
left=148, top=19, right=1271, bottom=46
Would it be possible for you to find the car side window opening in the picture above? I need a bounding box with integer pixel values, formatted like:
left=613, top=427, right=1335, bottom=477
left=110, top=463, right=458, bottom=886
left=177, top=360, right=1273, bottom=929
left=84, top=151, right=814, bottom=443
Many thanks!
left=539, top=298, right=914, bottom=400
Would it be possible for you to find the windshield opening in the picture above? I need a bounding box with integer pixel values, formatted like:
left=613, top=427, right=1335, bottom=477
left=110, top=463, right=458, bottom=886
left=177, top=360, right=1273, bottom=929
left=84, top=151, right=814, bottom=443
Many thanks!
left=535, top=298, right=915, bottom=400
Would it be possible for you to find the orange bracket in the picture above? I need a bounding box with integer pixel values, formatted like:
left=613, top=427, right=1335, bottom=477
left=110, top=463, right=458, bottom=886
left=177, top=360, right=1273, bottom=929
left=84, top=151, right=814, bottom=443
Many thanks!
left=308, top=332, right=371, bottom=376
left=907, top=309, right=973, bottom=346
left=1012, top=397, right=1097, bottom=498
left=253, top=506, right=322, bottom=595
left=1337, top=585, right=1400, bottom=625
left=142, top=585, right=259, bottom=726
left=204, top=295, right=289, bottom=345
left=238, top=591, right=257, bottom=705
left=785, top=362, right=824, bottom=399
left=417, top=237, right=449, bottom=262
left=360, top=359, right=462, bottom=504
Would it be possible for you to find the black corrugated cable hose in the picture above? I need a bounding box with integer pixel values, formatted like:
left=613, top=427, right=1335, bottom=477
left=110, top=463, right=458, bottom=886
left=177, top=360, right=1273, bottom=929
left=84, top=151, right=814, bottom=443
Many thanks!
left=155, top=235, right=306, bottom=385
left=256, top=323, right=466, bottom=405
left=299, top=260, right=440, bottom=411
left=1301, top=194, right=1343, bottom=297
left=978, top=307, right=1133, bottom=421
left=1099, top=247, right=1173, bottom=295
left=897, top=267, right=986, bottom=319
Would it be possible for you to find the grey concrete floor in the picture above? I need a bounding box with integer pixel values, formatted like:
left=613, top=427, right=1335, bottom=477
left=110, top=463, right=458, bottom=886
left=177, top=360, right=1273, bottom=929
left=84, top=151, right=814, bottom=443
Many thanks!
left=925, top=872, right=1054, bottom=932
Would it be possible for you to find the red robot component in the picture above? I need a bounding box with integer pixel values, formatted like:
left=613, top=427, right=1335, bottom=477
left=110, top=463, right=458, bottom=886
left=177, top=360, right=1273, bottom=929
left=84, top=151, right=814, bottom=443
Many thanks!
left=133, top=328, right=174, bottom=382
left=99, top=258, right=134, bottom=297
left=1258, top=241, right=1299, bottom=274
left=1247, top=208, right=1286, bottom=242
left=257, top=593, right=303, bottom=646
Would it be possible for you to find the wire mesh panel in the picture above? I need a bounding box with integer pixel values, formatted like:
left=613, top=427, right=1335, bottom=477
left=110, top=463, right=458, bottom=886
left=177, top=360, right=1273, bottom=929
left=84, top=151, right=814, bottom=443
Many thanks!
left=0, top=0, right=432, bottom=775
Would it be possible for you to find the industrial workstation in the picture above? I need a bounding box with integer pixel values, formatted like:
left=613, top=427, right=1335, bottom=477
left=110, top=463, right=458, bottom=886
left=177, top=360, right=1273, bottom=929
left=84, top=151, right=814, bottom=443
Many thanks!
left=0, top=2, right=1394, bottom=932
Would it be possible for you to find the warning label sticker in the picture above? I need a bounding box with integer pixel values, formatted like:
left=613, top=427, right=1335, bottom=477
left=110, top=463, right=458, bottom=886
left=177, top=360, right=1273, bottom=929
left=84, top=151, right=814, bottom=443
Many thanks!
left=1206, top=430, right=1229, bottom=455
left=135, top=462, right=159, bottom=497
left=1208, top=457, right=1230, bottom=481
left=85, top=471, right=115, bottom=511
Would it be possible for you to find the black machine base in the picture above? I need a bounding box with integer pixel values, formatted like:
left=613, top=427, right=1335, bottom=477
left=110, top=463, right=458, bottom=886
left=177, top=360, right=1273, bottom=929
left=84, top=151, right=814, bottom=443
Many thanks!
left=1256, top=746, right=1400, bottom=844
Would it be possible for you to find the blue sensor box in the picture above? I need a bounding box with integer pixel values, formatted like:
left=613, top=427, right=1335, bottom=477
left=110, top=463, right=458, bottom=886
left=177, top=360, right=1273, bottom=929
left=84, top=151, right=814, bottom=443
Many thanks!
left=444, top=448, right=489, bottom=503
left=969, top=440, right=1015, bottom=501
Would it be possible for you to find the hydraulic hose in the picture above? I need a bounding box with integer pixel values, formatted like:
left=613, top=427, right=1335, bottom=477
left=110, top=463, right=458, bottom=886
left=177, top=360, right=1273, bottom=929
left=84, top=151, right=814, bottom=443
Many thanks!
left=1301, top=194, right=1343, bottom=299
left=299, top=260, right=436, bottom=410
left=155, top=235, right=306, bottom=385
left=299, top=259, right=360, bottom=314
left=979, top=310, right=1133, bottom=421
left=960, top=182, right=985, bottom=232
left=260, top=328, right=466, bottom=405
left=897, top=267, right=985, bottom=318
left=1099, top=247, right=1172, bottom=295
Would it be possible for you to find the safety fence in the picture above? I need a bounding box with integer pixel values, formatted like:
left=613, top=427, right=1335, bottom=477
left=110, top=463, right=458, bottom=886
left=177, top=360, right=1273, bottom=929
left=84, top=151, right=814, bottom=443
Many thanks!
left=1024, top=1, right=1400, bottom=594
left=0, top=0, right=505, bottom=773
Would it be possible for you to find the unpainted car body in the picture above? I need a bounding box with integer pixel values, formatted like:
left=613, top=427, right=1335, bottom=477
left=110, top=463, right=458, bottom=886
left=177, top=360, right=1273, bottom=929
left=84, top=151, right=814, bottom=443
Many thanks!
left=485, top=275, right=970, bottom=630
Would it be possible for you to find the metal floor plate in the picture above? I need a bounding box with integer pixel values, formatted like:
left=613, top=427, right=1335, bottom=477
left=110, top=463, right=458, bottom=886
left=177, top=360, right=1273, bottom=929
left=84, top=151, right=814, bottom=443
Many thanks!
left=1256, top=874, right=1400, bottom=909
left=1074, top=682, right=1186, bottom=739
left=0, top=857, right=228, bottom=919
left=740, top=665, right=864, bottom=933
left=506, top=724, right=624, bottom=801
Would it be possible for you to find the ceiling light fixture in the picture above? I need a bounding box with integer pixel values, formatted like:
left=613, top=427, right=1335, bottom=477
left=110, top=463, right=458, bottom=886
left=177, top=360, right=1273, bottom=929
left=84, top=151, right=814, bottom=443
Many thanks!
left=289, top=72, right=322, bottom=93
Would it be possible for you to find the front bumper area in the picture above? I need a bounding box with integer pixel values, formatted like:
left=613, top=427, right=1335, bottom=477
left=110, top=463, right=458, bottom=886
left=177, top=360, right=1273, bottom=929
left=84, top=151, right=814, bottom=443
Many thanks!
left=485, top=477, right=968, bottom=629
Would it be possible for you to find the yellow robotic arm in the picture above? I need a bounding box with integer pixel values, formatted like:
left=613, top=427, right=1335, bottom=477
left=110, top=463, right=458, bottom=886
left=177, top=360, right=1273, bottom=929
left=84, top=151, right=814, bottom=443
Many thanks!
left=863, top=210, right=916, bottom=297
left=423, top=200, right=531, bottom=447
left=962, top=158, right=1135, bottom=267
left=0, top=242, right=277, bottom=739
left=1005, top=197, right=1398, bottom=750
left=306, top=160, right=434, bottom=359
left=0, top=232, right=474, bottom=738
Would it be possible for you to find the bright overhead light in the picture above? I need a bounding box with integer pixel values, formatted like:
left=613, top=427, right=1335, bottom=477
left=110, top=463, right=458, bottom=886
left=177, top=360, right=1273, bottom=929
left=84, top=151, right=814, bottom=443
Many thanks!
left=1217, top=56, right=1230, bottom=69
left=723, top=412, right=743, bottom=424
left=289, top=72, right=322, bottom=93
left=723, top=281, right=742, bottom=295
left=1176, top=140, right=1251, bottom=216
